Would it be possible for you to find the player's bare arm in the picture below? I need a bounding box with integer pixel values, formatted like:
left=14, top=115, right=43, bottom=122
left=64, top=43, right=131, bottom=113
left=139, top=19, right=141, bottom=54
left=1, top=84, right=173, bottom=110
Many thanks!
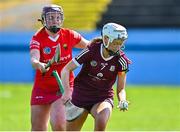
left=74, top=37, right=89, bottom=49
left=30, top=49, right=48, bottom=73
left=117, top=72, right=129, bottom=111
left=61, top=60, right=78, bottom=103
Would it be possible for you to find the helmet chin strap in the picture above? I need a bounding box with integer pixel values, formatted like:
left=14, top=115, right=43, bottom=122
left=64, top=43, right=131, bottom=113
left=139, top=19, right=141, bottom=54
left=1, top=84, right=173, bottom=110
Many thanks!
left=43, top=15, right=62, bottom=34
left=103, top=37, right=111, bottom=48
left=106, top=48, right=119, bottom=56
left=103, top=39, right=119, bottom=56
left=103, top=37, right=125, bottom=56
left=47, top=26, right=60, bottom=33
left=103, top=45, right=119, bottom=56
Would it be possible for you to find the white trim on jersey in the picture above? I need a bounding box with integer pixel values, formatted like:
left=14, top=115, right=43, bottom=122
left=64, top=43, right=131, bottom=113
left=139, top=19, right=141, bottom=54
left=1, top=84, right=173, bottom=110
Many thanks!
left=76, top=48, right=89, bottom=60
left=30, top=40, right=40, bottom=46
left=72, top=58, right=80, bottom=67
left=118, top=57, right=128, bottom=71
left=30, top=45, right=39, bottom=49
left=100, top=44, right=114, bottom=61
left=48, top=34, right=60, bottom=42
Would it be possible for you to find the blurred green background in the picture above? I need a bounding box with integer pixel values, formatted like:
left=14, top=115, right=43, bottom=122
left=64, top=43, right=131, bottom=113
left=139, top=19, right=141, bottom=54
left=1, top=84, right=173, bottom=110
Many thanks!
left=0, top=84, right=180, bottom=130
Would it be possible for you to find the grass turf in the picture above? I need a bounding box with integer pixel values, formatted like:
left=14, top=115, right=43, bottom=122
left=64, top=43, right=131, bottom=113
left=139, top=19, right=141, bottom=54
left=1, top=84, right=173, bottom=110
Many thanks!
left=0, top=84, right=180, bottom=131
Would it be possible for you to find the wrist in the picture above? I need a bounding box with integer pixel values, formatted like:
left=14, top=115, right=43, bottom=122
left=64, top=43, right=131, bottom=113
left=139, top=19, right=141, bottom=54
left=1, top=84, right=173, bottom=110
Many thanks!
left=36, top=62, right=43, bottom=70
left=31, top=59, right=40, bottom=69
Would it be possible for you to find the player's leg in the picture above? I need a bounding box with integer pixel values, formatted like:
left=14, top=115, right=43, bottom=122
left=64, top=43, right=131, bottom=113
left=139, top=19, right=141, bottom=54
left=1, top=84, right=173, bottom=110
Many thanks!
left=66, top=110, right=89, bottom=131
left=90, top=99, right=113, bottom=131
left=50, top=98, right=66, bottom=131
left=31, top=104, right=51, bottom=131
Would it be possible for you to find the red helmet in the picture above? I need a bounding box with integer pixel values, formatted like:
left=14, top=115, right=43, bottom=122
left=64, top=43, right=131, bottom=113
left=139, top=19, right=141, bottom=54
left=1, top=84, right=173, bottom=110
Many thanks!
left=41, top=4, right=64, bottom=33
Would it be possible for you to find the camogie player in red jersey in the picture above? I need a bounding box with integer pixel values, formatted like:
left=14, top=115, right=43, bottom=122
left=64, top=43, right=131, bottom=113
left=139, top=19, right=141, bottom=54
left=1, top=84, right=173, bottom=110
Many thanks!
left=61, top=23, right=131, bottom=131
left=29, top=4, right=89, bottom=131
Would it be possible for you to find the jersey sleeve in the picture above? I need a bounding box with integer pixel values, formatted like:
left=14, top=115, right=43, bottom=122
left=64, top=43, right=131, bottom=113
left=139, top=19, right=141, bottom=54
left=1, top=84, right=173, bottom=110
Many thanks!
left=29, top=36, right=40, bottom=51
left=69, top=30, right=82, bottom=47
left=118, top=54, right=130, bottom=73
left=72, top=48, right=91, bottom=67
left=119, top=50, right=132, bottom=64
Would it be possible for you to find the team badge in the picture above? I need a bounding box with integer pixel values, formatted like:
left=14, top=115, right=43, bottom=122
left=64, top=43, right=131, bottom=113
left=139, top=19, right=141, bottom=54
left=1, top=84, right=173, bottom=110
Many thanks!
left=97, top=72, right=103, bottom=78
left=110, top=65, right=115, bottom=71
left=90, top=60, right=97, bottom=67
left=43, top=47, right=51, bottom=54
left=63, top=43, right=68, bottom=49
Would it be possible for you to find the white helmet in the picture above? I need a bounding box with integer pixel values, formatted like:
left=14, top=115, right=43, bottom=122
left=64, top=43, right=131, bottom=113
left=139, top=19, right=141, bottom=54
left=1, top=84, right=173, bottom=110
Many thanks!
left=102, top=23, right=128, bottom=48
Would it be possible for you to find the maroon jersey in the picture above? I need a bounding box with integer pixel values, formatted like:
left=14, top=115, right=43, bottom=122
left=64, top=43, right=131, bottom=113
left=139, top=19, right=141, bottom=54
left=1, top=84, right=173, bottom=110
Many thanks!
left=71, top=42, right=129, bottom=108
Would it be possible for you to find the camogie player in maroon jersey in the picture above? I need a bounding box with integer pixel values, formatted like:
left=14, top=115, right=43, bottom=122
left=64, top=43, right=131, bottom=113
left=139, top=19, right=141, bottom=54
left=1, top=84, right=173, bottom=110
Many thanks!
left=61, top=23, right=131, bottom=131
left=29, top=4, right=89, bottom=131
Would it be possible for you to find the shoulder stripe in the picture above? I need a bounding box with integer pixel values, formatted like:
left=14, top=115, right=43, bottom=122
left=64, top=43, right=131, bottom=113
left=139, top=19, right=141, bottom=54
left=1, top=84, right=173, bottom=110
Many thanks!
left=118, top=57, right=128, bottom=70
left=76, top=48, right=90, bottom=60
left=118, top=59, right=125, bottom=70
left=121, top=57, right=128, bottom=70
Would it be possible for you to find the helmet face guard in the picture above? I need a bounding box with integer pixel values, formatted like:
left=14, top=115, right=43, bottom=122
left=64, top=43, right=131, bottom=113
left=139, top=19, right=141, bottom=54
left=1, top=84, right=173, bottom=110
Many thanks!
left=41, top=5, right=64, bottom=33
left=102, top=23, right=128, bottom=49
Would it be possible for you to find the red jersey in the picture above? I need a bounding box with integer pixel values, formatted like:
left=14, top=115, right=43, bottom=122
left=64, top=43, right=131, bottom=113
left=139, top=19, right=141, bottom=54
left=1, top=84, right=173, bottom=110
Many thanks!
left=30, top=27, right=82, bottom=93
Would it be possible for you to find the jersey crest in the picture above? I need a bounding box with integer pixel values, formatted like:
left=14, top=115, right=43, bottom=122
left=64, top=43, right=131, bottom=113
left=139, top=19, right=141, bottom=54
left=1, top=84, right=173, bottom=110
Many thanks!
left=109, top=65, right=115, bottom=72
left=90, top=60, right=97, bottom=67
left=43, top=47, right=51, bottom=54
left=63, top=43, right=68, bottom=49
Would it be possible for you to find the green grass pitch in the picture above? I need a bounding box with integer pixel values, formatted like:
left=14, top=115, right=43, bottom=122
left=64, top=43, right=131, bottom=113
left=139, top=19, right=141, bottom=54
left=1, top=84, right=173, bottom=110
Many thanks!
left=0, top=84, right=180, bottom=131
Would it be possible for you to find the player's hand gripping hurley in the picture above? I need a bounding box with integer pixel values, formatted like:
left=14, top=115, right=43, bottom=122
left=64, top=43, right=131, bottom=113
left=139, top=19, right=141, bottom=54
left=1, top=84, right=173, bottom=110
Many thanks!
left=52, top=71, right=85, bottom=121
left=117, top=100, right=129, bottom=111
left=45, top=44, right=60, bottom=69
left=42, top=44, right=60, bottom=75
left=44, top=44, right=84, bottom=121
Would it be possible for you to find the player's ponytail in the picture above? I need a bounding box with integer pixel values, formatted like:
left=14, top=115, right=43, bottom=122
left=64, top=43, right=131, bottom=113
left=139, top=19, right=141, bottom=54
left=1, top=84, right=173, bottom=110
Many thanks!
left=89, top=37, right=103, bottom=47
